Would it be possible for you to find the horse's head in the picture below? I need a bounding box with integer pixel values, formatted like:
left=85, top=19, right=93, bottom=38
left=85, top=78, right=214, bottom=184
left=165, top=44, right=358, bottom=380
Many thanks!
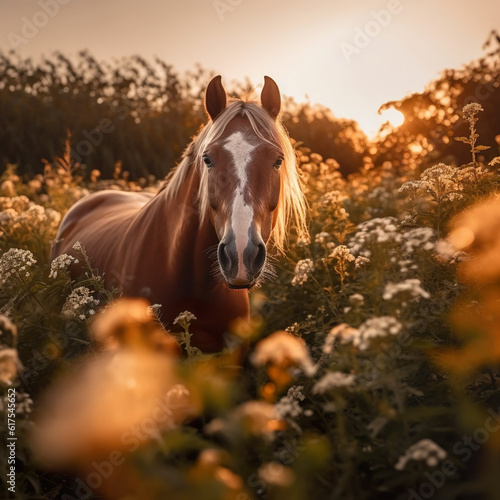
left=194, top=76, right=306, bottom=289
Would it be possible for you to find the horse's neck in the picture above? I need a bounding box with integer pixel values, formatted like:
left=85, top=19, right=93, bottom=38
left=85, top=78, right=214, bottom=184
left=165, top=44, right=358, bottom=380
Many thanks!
left=166, top=173, right=218, bottom=272
left=128, top=169, right=219, bottom=289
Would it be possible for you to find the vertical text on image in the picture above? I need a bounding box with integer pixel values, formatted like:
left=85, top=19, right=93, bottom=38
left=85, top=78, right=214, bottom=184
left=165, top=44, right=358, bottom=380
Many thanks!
left=6, top=387, right=17, bottom=494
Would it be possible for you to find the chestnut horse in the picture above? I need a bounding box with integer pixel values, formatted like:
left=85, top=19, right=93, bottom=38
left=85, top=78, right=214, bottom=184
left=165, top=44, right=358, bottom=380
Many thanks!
left=51, top=76, right=307, bottom=351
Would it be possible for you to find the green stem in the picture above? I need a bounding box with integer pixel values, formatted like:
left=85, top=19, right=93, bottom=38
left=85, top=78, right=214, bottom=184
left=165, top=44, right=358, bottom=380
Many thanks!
left=18, top=272, right=50, bottom=316
left=469, top=122, right=478, bottom=184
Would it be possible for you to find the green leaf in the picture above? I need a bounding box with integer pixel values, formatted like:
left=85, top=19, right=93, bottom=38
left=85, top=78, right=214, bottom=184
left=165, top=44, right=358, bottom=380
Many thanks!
left=454, top=137, right=469, bottom=143
left=474, top=145, right=491, bottom=151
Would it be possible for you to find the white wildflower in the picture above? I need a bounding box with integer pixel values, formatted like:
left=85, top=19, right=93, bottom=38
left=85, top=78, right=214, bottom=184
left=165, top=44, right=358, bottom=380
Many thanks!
left=323, top=323, right=359, bottom=353
left=330, top=244, right=355, bottom=262
left=349, top=293, right=365, bottom=306
left=383, top=279, right=430, bottom=301
left=287, top=385, right=305, bottom=402
left=398, top=180, right=421, bottom=193
left=402, top=227, right=436, bottom=254
left=435, top=239, right=457, bottom=261
left=0, top=197, right=12, bottom=210
left=9, top=196, right=30, bottom=212
left=72, top=241, right=83, bottom=253
left=347, top=217, right=400, bottom=257
left=0, top=208, right=17, bottom=225
left=314, top=232, right=331, bottom=244
left=312, top=371, right=355, bottom=394
left=401, top=214, right=415, bottom=226
left=251, top=331, right=316, bottom=377
left=0, top=200, right=59, bottom=237
left=318, top=190, right=346, bottom=207
left=0, top=248, right=37, bottom=286
left=418, top=163, right=462, bottom=198
left=173, top=310, right=197, bottom=329
left=49, top=254, right=79, bottom=279
left=462, top=102, right=483, bottom=122
left=61, top=286, right=100, bottom=320
left=291, top=259, right=314, bottom=286
left=45, top=208, right=62, bottom=228
left=395, top=439, right=447, bottom=470
left=354, top=256, right=370, bottom=268
left=0, top=179, right=15, bottom=196
left=147, top=303, right=162, bottom=318
left=275, top=385, right=305, bottom=419
left=355, top=316, right=402, bottom=350
left=285, top=322, right=300, bottom=334
left=446, top=192, right=465, bottom=202
left=17, top=204, right=46, bottom=225
left=421, top=163, right=457, bottom=183
left=296, top=235, right=311, bottom=246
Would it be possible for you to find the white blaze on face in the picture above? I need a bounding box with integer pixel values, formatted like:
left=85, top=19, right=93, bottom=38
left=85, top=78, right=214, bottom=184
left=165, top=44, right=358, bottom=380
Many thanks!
left=223, top=131, right=256, bottom=280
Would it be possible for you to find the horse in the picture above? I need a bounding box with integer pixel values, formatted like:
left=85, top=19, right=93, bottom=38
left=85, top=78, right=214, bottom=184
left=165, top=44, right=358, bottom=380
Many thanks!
left=51, top=76, right=308, bottom=352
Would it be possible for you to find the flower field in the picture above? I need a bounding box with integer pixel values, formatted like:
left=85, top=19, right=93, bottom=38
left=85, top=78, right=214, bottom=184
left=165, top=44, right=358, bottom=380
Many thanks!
left=2, top=51, right=500, bottom=500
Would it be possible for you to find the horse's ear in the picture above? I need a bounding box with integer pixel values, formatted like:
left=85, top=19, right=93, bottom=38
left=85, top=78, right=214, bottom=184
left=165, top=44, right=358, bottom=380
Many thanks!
left=205, top=75, right=227, bottom=121
left=261, top=76, right=281, bottom=120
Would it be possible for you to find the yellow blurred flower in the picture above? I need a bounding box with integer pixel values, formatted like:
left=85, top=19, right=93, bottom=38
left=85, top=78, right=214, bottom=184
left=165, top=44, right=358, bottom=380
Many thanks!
left=31, top=350, right=184, bottom=467
left=0, top=348, right=22, bottom=386
left=251, top=331, right=316, bottom=388
left=189, top=449, right=246, bottom=500
left=0, top=314, right=17, bottom=348
left=91, top=298, right=180, bottom=355
left=446, top=195, right=500, bottom=283
left=31, top=300, right=195, bottom=469
left=437, top=289, right=500, bottom=376
left=258, top=462, right=296, bottom=488
left=205, top=400, right=285, bottom=439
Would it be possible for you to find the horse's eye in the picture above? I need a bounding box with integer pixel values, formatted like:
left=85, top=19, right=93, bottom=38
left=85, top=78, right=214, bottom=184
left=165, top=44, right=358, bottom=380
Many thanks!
left=274, top=157, right=283, bottom=169
left=203, top=154, right=213, bottom=168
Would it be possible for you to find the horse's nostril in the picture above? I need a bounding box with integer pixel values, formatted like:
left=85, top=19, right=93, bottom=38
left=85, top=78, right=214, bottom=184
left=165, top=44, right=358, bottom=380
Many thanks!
left=252, top=243, right=266, bottom=274
left=218, top=243, right=231, bottom=272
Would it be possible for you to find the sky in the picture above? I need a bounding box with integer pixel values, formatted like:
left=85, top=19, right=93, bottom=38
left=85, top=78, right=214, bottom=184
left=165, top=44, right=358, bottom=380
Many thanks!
left=0, top=0, right=498, bottom=136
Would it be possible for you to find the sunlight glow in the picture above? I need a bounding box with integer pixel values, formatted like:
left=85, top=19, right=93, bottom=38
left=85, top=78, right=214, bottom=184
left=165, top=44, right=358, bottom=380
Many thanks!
left=355, top=107, right=405, bottom=139
left=380, top=108, right=405, bottom=128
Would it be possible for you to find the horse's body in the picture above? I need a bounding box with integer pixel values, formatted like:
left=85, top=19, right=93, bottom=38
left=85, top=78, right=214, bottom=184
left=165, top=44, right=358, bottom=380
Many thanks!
left=52, top=184, right=248, bottom=351
left=52, top=76, right=306, bottom=352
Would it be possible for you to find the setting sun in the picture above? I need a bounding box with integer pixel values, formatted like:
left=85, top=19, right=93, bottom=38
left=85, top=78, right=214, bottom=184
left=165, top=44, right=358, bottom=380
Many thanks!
left=354, top=107, right=405, bottom=138
left=380, top=107, right=405, bottom=128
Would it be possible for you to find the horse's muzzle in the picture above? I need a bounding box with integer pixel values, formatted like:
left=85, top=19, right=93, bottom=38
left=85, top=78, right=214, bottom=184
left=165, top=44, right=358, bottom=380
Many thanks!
left=218, top=237, right=266, bottom=288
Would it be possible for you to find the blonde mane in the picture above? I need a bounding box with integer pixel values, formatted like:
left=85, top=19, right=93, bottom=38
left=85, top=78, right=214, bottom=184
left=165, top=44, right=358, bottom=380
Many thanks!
left=163, top=98, right=308, bottom=253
